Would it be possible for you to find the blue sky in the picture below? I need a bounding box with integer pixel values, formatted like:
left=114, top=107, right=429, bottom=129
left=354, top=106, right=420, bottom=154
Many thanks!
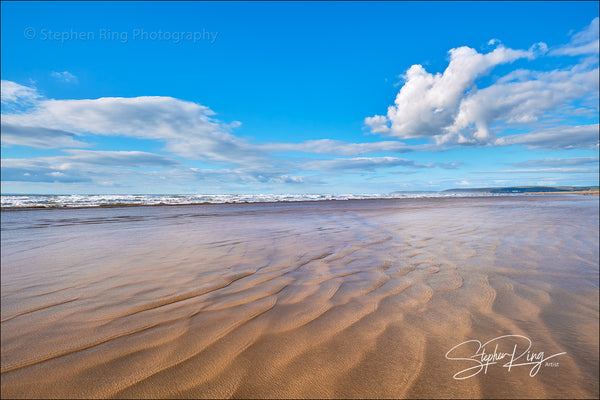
left=1, top=1, right=598, bottom=194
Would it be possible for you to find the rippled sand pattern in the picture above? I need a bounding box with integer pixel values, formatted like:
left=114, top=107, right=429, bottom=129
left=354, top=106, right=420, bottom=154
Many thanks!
left=1, top=197, right=598, bottom=398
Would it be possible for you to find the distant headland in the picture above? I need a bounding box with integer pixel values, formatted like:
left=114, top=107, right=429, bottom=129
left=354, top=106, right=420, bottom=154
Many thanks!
left=442, top=186, right=599, bottom=195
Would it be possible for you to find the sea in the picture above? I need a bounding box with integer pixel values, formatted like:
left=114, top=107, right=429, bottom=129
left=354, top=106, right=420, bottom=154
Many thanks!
left=0, top=192, right=502, bottom=209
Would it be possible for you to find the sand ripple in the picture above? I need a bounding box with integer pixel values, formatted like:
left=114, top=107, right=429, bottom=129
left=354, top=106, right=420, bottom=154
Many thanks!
left=1, top=197, right=598, bottom=398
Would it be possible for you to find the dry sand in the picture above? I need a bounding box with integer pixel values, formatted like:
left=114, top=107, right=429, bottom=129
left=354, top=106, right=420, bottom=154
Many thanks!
left=1, top=196, right=598, bottom=399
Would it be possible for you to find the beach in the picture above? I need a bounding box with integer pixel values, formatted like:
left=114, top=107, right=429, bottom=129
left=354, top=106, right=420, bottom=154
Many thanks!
left=1, top=195, right=598, bottom=399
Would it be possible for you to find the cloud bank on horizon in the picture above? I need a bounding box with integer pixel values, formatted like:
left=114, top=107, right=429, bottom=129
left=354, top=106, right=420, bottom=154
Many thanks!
left=1, top=16, right=598, bottom=194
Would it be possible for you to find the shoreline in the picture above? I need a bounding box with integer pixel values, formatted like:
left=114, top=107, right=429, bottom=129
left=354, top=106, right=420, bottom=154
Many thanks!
left=1, top=192, right=597, bottom=211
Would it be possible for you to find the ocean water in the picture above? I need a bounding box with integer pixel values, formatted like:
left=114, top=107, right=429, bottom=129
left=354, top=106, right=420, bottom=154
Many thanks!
left=1, top=192, right=501, bottom=208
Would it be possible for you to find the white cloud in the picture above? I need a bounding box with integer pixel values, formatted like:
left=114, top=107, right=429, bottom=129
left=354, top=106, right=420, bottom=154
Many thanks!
left=366, top=45, right=534, bottom=140
left=550, top=17, right=599, bottom=56
left=1, top=80, right=40, bottom=105
left=2, top=150, right=180, bottom=170
left=440, top=66, right=599, bottom=145
left=0, top=81, right=441, bottom=190
left=260, top=139, right=412, bottom=156
left=1, top=82, right=423, bottom=164
left=476, top=168, right=597, bottom=174
left=1, top=94, right=260, bottom=165
left=494, top=124, right=599, bottom=149
left=364, top=115, right=390, bottom=134
left=364, top=18, right=599, bottom=150
left=0, top=151, right=312, bottom=188
left=302, top=157, right=429, bottom=171
left=58, top=150, right=182, bottom=167
left=510, top=157, right=599, bottom=168
left=300, top=157, right=460, bottom=171
left=1, top=123, right=89, bottom=148
left=1, top=151, right=181, bottom=185
left=51, top=71, right=77, bottom=83
left=2, top=158, right=91, bottom=183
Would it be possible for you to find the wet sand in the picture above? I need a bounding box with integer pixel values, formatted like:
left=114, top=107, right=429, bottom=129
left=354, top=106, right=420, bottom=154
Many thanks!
left=1, top=196, right=598, bottom=399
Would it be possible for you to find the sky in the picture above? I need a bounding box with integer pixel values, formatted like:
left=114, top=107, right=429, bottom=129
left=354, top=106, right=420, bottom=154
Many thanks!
left=1, top=1, right=598, bottom=195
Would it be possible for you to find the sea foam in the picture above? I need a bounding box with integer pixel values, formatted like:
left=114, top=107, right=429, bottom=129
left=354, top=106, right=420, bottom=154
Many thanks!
left=1, top=192, right=499, bottom=208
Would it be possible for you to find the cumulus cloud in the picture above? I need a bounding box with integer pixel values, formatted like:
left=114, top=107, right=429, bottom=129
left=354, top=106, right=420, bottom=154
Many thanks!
left=365, top=45, right=536, bottom=140
left=365, top=18, right=599, bottom=150
left=363, top=115, right=390, bottom=134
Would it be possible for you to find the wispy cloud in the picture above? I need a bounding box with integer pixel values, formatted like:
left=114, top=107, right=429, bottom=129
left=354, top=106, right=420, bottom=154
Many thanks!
left=58, top=150, right=182, bottom=168
left=494, top=124, right=599, bottom=149
left=476, top=168, right=597, bottom=174
left=0, top=150, right=312, bottom=188
left=2, top=151, right=182, bottom=184
left=260, top=139, right=413, bottom=156
left=1, top=94, right=260, bottom=165
left=50, top=71, right=78, bottom=83
left=510, top=157, right=599, bottom=168
left=301, top=157, right=462, bottom=171
left=444, top=68, right=598, bottom=146
left=2, top=150, right=181, bottom=175
left=550, top=17, right=599, bottom=56
left=1, top=80, right=40, bottom=106
left=1, top=87, right=419, bottom=161
left=302, top=157, right=430, bottom=171
left=1, top=123, right=89, bottom=149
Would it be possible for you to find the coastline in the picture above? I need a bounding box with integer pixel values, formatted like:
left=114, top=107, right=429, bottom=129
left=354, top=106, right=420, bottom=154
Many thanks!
left=1, top=190, right=598, bottom=211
